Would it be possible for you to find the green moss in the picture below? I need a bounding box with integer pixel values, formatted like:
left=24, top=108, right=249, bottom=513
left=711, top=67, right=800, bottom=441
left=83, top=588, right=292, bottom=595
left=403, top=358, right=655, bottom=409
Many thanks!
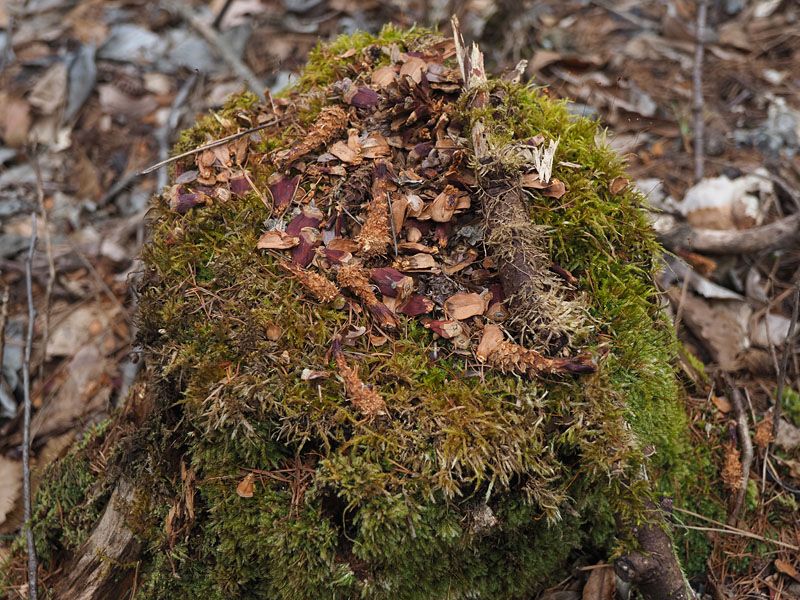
left=14, top=26, right=714, bottom=600
left=780, top=386, right=800, bottom=426
left=27, top=442, right=109, bottom=566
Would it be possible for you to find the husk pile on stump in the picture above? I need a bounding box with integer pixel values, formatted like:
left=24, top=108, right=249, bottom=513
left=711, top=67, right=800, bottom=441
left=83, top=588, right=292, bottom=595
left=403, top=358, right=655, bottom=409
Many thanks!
left=3, top=25, right=695, bottom=600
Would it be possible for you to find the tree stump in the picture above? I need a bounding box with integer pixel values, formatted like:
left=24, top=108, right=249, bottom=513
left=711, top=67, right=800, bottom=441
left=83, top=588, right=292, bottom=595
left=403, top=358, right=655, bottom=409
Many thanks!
left=4, top=25, right=694, bottom=600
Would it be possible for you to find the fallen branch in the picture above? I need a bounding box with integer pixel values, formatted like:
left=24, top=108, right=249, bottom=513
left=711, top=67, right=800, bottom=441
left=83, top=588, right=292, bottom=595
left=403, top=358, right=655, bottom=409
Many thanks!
left=23, top=213, right=39, bottom=600
left=451, top=16, right=583, bottom=347
left=0, top=281, right=8, bottom=379
left=156, top=72, right=199, bottom=192
left=673, top=506, right=800, bottom=551
left=655, top=212, right=800, bottom=254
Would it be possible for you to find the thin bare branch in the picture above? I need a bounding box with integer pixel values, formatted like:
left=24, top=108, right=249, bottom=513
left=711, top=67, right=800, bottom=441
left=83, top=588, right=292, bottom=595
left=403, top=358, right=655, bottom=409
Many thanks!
left=23, top=213, right=40, bottom=600
left=0, top=282, right=8, bottom=379
left=723, top=375, right=753, bottom=526
left=30, top=155, right=55, bottom=380
left=692, top=0, right=708, bottom=182
left=774, top=280, right=800, bottom=441
left=160, top=0, right=265, bottom=101
left=673, top=506, right=800, bottom=551
left=139, top=118, right=281, bottom=175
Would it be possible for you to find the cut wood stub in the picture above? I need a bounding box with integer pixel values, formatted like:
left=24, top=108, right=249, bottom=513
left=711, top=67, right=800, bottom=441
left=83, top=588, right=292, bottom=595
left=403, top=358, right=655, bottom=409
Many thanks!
left=614, top=501, right=692, bottom=600
left=53, top=478, right=141, bottom=600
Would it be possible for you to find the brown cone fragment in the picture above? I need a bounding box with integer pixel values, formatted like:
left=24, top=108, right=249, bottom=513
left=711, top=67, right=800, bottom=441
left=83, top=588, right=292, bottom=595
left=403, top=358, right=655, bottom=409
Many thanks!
left=337, top=265, right=398, bottom=330
left=279, top=261, right=339, bottom=303
left=356, top=160, right=393, bottom=258
left=332, top=336, right=387, bottom=418
left=477, top=324, right=596, bottom=377
left=274, top=105, right=348, bottom=169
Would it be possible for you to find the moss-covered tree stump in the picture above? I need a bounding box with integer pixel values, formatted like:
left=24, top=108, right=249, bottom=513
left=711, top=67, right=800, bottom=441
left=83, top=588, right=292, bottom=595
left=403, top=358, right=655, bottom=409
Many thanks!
left=5, top=26, right=695, bottom=599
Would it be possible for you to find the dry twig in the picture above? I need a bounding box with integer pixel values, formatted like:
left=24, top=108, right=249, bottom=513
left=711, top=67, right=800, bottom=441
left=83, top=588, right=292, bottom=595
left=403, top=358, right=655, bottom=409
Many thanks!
left=160, top=0, right=265, bottom=101
left=692, top=0, right=708, bottom=182
left=773, top=280, right=800, bottom=441
left=23, top=213, right=40, bottom=600
left=139, top=118, right=281, bottom=175
left=673, top=506, right=800, bottom=551
left=30, top=155, right=55, bottom=381
left=0, top=282, right=8, bottom=379
left=723, top=375, right=753, bottom=526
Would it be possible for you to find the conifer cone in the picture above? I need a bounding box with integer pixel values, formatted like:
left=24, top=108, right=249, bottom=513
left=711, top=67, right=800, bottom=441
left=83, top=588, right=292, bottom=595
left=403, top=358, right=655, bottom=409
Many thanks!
left=279, top=261, right=339, bottom=303
left=477, top=324, right=596, bottom=377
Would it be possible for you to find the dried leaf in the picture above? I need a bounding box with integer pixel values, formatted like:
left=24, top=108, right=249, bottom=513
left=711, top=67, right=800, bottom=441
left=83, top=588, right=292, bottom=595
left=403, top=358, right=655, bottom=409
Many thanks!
left=609, top=177, right=629, bottom=195
left=237, top=473, right=255, bottom=498
left=371, top=267, right=414, bottom=302
left=582, top=564, right=616, bottom=600
left=327, top=238, right=360, bottom=253
left=540, top=178, right=566, bottom=199
left=397, top=242, right=437, bottom=254
left=477, top=324, right=505, bottom=361
left=301, top=369, right=329, bottom=381
left=347, top=87, right=379, bottom=109
left=391, top=196, right=408, bottom=235
left=444, top=293, right=485, bottom=320
left=230, top=176, right=252, bottom=196
left=170, top=192, right=207, bottom=214
left=0, top=456, right=21, bottom=530
left=775, top=559, right=800, bottom=583
left=329, top=140, right=361, bottom=164
left=405, top=194, right=425, bottom=217
left=256, top=230, right=299, bottom=250
left=485, top=302, right=508, bottom=322
left=397, top=294, right=434, bottom=316
left=371, top=65, right=397, bottom=86
left=711, top=394, right=731, bottom=413
left=399, top=56, right=427, bottom=83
